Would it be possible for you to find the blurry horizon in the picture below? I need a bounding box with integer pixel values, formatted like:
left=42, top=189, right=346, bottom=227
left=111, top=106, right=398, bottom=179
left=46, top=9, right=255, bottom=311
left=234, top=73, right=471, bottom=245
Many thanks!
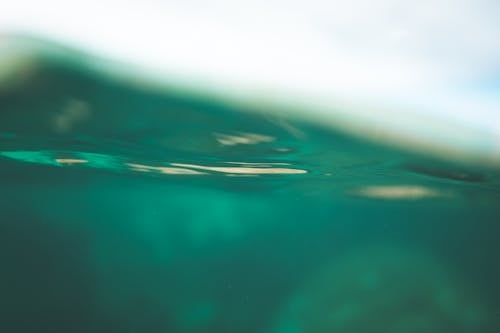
left=1, top=0, right=500, bottom=165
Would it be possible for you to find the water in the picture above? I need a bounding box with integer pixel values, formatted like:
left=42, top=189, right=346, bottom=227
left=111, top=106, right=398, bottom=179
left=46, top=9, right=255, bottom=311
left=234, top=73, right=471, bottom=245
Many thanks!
left=1, top=40, right=500, bottom=333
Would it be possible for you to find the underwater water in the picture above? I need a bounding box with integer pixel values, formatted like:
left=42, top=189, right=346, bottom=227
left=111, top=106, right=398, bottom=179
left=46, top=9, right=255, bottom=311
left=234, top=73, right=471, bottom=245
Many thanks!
left=1, top=41, right=500, bottom=333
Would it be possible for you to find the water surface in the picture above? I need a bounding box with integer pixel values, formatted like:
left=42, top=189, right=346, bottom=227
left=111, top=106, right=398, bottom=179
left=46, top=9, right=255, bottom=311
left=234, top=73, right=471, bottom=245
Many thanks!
left=1, top=42, right=499, bottom=333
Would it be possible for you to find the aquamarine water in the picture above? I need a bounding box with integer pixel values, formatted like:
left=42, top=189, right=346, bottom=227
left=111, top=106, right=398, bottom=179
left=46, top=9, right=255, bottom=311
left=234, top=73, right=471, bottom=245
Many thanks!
left=1, top=39, right=499, bottom=333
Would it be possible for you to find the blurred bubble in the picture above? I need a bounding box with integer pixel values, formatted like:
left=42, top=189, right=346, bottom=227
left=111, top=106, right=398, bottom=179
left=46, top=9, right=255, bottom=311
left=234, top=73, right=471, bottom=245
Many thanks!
left=52, top=98, right=91, bottom=134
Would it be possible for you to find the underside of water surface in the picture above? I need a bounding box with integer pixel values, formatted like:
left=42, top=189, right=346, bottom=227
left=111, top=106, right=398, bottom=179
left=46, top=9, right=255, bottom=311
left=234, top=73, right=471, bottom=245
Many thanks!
left=1, top=36, right=500, bottom=333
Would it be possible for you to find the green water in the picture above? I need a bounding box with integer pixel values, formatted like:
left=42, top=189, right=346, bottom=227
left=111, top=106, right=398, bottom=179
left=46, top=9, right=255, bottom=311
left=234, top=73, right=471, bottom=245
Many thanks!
left=1, top=41, right=500, bottom=333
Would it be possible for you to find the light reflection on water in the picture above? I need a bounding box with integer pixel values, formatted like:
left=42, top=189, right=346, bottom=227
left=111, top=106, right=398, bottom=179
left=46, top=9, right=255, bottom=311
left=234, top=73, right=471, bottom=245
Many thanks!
left=0, top=150, right=308, bottom=176
left=351, top=185, right=451, bottom=200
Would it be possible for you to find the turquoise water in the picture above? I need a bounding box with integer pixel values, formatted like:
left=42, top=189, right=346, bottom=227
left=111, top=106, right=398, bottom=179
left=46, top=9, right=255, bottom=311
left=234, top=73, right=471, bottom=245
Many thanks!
left=1, top=42, right=500, bottom=333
